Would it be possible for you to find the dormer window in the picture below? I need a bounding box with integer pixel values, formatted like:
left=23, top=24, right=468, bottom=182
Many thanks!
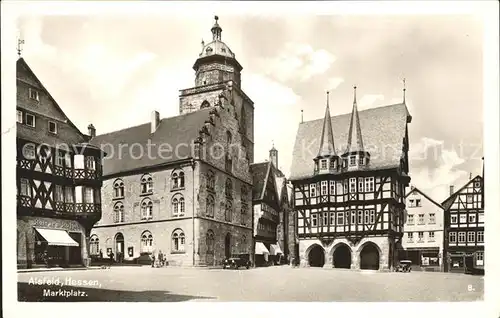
left=343, top=159, right=348, bottom=168
left=320, top=159, right=327, bottom=170
left=349, top=156, right=356, bottom=166
left=359, top=157, right=364, bottom=165
left=330, top=159, right=336, bottom=170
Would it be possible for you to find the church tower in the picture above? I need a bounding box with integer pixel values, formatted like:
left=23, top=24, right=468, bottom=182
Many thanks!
left=178, top=15, right=255, bottom=162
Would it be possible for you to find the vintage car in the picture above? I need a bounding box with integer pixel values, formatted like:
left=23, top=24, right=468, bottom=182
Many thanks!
left=395, top=260, right=412, bottom=272
left=222, top=256, right=252, bottom=269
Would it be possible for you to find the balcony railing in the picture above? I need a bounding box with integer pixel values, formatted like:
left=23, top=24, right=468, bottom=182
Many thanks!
left=18, top=196, right=101, bottom=215
left=18, top=160, right=100, bottom=181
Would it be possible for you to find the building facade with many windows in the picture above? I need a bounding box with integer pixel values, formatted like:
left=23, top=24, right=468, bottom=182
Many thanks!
left=16, top=57, right=104, bottom=269
left=289, top=89, right=412, bottom=270
left=442, top=175, right=484, bottom=273
left=89, top=16, right=255, bottom=266
left=400, top=186, right=445, bottom=271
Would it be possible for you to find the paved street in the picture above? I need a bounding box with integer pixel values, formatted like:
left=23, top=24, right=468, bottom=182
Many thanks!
left=18, top=266, right=483, bottom=302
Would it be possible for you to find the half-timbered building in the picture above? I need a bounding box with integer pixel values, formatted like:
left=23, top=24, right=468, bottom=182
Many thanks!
left=89, top=16, right=255, bottom=267
left=442, top=175, right=484, bottom=272
left=16, top=57, right=104, bottom=269
left=251, top=161, right=282, bottom=266
left=289, top=88, right=412, bottom=270
left=401, top=186, right=445, bottom=271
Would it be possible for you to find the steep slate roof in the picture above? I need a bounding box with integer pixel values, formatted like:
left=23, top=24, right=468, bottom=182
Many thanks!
left=90, top=108, right=211, bottom=176
left=16, top=58, right=88, bottom=147
left=250, top=162, right=271, bottom=201
left=290, top=103, right=410, bottom=180
left=441, top=175, right=483, bottom=210
left=317, top=92, right=337, bottom=157
left=406, top=187, right=444, bottom=210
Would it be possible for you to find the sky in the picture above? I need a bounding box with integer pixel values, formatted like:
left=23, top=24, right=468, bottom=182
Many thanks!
left=15, top=11, right=484, bottom=203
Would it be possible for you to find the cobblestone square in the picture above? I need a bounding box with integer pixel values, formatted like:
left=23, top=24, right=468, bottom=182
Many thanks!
left=17, top=266, right=484, bottom=302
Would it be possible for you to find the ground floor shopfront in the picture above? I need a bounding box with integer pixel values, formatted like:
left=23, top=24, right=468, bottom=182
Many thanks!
left=17, top=216, right=89, bottom=269
left=254, top=240, right=284, bottom=267
left=299, top=236, right=398, bottom=270
left=446, top=247, right=484, bottom=273
left=398, top=247, right=443, bottom=271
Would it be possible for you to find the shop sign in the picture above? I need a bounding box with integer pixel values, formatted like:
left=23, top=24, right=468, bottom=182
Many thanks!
left=32, top=218, right=82, bottom=232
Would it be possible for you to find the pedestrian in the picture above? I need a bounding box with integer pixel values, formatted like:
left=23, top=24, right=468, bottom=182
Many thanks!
left=109, top=251, right=114, bottom=266
left=151, top=253, right=155, bottom=268
left=158, top=250, right=164, bottom=267
left=99, top=249, right=103, bottom=260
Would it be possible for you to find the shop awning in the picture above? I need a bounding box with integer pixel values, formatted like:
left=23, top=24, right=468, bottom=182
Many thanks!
left=255, top=242, right=269, bottom=255
left=35, top=228, right=79, bottom=247
left=270, top=244, right=283, bottom=255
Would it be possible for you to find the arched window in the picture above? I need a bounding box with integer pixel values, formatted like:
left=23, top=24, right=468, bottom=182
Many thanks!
left=172, top=229, right=185, bottom=252
left=206, top=170, right=215, bottom=191
left=172, top=195, right=185, bottom=217
left=113, top=179, right=125, bottom=198
left=201, top=100, right=211, bottom=109
left=241, top=185, right=248, bottom=201
left=141, top=174, right=153, bottom=194
left=225, top=154, right=232, bottom=172
left=90, top=235, right=99, bottom=255
left=206, top=230, right=215, bottom=254
left=241, top=235, right=247, bottom=253
left=225, top=200, right=233, bottom=222
left=206, top=195, right=215, bottom=218
left=225, top=178, right=232, bottom=198
left=140, top=231, right=153, bottom=254
left=172, top=170, right=185, bottom=189
left=113, top=202, right=124, bottom=223
left=141, top=198, right=153, bottom=220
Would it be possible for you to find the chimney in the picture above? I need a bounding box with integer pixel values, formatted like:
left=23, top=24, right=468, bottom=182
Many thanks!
left=151, top=110, right=160, bottom=134
left=449, top=185, right=454, bottom=196
left=87, top=124, right=96, bottom=138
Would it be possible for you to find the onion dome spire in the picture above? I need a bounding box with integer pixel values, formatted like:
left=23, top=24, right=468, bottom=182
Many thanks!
left=211, top=15, right=222, bottom=41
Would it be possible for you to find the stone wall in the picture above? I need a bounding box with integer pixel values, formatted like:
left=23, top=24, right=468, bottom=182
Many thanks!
left=91, top=219, right=194, bottom=266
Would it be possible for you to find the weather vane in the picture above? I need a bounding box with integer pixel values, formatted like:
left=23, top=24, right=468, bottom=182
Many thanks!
left=17, top=38, right=25, bottom=57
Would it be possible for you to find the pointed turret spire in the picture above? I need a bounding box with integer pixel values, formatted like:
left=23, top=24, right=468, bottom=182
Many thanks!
left=317, top=91, right=337, bottom=157
left=403, top=78, right=406, bottom=104
left=211, top=15, right=222, bottom=41
left=345, top=85, right=365, bottom=154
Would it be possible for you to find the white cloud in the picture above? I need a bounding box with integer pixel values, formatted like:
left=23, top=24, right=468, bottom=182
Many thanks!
left=358, top=94, right=385, bottom=108
left=261, top=42, right=336, bottom=83
left=325, top=77, right=344, bottom=91
left=409, top=137, right=468, bottom=202
left=246, top=73, right=301, bottom=174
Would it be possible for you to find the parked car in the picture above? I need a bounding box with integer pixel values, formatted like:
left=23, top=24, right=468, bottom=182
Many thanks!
left=395, top=260, right=412, bottom=272
left=223, top=256, right=251, bottom=269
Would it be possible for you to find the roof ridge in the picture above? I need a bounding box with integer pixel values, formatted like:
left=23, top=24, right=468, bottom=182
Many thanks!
left=94, top=109, right=212, bottom=139
left=301, top=103, right=407, bottom=125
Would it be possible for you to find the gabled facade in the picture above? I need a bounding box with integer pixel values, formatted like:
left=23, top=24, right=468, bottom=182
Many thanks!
left=89, top=16, right=255, bottom=267
left=442, top=176, right=484, bottom=272
left=290, top=88, right=412, bottom=270
left=251, top=161, right=282, bottom=266
left=16, top=58, right=104, bottom=269
left=401, top=186, right=445, bottom=271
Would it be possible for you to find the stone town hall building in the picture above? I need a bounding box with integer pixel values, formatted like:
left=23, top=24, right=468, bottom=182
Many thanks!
left=289, top=88, right=412, bottom=270
left=90, top=16, right=255, bottom=266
